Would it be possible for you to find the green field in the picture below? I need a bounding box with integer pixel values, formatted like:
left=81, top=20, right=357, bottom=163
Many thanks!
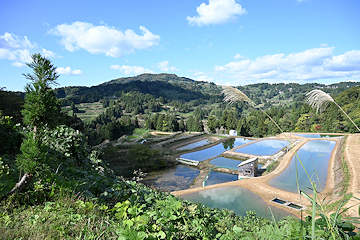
left=63, top=102, right=107, bottom=123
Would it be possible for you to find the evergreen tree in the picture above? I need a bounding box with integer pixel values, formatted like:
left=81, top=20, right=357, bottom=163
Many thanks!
left=134, top=117, right=139, bottom=129
left=179, top=118, right=186, bottom=132
left=220, top=110, right=228, bottom=132
left=21, top=53, right=61, bottom=132
left=194, top=107, right=205, bottom=120
left=156, top=114, right=165, bottom=130
left=186, top=116, right=194, bottom=132
left=226, top=111, right=237, bottom=130
left=236, top=118, right=249, bottom=137
left=10, top=53, right=61, bottom=196
left=145, top=116, right=153, bottom=130
left=70, top=102, right=79, bottom=115
left=207, top=115, right=218, bottom=133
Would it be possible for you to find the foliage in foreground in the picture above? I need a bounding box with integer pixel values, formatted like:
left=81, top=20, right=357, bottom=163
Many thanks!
left=1, top=124, right=359, bottom=239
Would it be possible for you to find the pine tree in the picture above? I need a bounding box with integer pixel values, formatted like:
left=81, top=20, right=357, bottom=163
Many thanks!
left=179, top=118, right=185, bottom=132
left=8, top=53, right=61, bottom=197
left=207, top=115, right=218, bottom=133
left=22, top=53, right=61, bottom=132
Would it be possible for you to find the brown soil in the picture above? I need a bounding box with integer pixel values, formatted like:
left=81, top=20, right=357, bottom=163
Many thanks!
left=172, top=133, right=350, bottom=218
left=343, top=134, right=360, bottom=218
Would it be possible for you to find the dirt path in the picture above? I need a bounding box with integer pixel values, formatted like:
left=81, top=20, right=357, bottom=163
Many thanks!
left=344, top=134, right=360, bottom=218
left=172, top=133, right=345, bottom=218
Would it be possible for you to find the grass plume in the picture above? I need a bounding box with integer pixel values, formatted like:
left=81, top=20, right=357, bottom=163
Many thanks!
left=221, top=85, right=255, bottom=107
left=305, top=90, right=334, bottom=114
left=221, top=85, right=344, bottom=239
left=305, top=89, right=360, bottom=132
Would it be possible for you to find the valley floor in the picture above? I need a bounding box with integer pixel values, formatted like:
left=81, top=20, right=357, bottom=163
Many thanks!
left=172, top=133, right=359, bottom=219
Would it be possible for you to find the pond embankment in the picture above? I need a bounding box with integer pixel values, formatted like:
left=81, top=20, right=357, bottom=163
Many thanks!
left=173, top=133, right=346, bottom=218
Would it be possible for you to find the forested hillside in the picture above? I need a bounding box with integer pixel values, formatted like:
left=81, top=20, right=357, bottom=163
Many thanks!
left=2, top=73, right=360, bottom=146
left=1, top=56, right=360, bottom=239
left=54, top=74, right=220, bottom=106
left=54, top=73, right=359, bottom=108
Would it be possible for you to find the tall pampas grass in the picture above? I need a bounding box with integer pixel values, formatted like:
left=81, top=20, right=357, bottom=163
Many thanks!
left=221, top=85, right=351, bottom=239
left=221, top=85, right=255, bottom=107
left=221, top=85, right=313, bottom=190
left=305, top=89, right=360, bottom=132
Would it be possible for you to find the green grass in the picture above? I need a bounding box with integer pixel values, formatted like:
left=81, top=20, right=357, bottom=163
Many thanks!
left=0, top=192, right=119, bottom=239
left=127, top=135, right=141, bottom=139
left=339, top=136, right=350, bottom=195
left=264, top=161, right=279, bottom=174
left=63, top=102, right=107, bottom=123
left=133, top=128, right=150, bottom=136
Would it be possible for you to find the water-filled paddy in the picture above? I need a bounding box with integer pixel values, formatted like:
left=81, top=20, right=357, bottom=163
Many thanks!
left=235, top=139, right=289, bottom=156
left=268, top=140, right=336, bottom=194
left=177, top=139, right=214, bottom=151
left=180, top=186, right=295, bottom=221
left=210, top=157, right=264, bottom=170
left=180, top=138, right=253, bottom=161
left=141, top=165, right=199, bottom=192
left=205, top=172, right=238, bottom=186
left=294, top=133, right=342, bottom=138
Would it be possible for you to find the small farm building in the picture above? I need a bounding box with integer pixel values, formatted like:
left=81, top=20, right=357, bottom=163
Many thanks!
left=238, top=157, right=258, bottom=179
left=229, top=129, right=237, bottom=136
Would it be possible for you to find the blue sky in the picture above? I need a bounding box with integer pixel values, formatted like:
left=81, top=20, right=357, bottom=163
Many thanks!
left=1, top=0, right=360, bottom=91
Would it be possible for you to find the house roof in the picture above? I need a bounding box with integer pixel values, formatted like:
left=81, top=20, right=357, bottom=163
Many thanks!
left=238, top=157, right=258, bottom=167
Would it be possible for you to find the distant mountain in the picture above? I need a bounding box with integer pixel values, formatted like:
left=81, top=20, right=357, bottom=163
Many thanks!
left=101, top=73, right=221, bottom=95
left=54, top=74, right=222, bottom=105
left=53, top=73, right=360, bottom=108
left=101, top=73, right=194, bottom=85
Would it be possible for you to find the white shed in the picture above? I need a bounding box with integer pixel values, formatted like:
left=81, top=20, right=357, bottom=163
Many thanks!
left=229, top=129, right=237, bottom=136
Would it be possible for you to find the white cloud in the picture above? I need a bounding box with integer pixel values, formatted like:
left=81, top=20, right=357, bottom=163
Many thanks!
left=110, top=65, right=153, bottom=75
left=234, top=54, right=246, bottom=59
left=190, top=70, right=204, bottom=76
left=323, top=50, right=360, bottom=72
left=11, top=62, right=26, bottom=68
left=56, top=66, right=83, bottom=75
left=49, top=22, right=161, bottom=57
left=0, top=32, right=37, bottom=49
left=0, top=48, right=32, bottom=63
left=156, top=61, right=180, bottom=72
left=42, top=48, right=61, bottom=58
left=187, top=0, right=247, bottom=26
left=196, top=75, right=214, bottom=82
left=214, top=47, right=360, bottom=84
left=0, top=33, right=35, bottom=63
left=0, top=32, right=60, bottom=66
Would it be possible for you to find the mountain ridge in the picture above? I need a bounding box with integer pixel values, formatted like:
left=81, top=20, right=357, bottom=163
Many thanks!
left=100, top=73, right=196, bottom=86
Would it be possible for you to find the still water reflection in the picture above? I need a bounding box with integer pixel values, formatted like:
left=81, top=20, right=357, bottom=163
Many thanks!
left=210, top=157, right=264, bottom=170
left=294, top=134, right=342, bottom=138
left=235, top=139, right=289, bottom=156
left=268, top=140, right=335, bottom=194
left=181, top=186, right=295, bottom=221
left=205, top=171, right=238, bottom=186
left=177, top=139, right=214, bottom=151
left=180, top=138, right=253, bottom=161
left=141, top=165, right=199, bottom=192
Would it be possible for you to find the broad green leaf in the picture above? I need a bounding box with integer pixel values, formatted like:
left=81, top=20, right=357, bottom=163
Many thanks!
left=157, top=231, right=166, bottom=239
